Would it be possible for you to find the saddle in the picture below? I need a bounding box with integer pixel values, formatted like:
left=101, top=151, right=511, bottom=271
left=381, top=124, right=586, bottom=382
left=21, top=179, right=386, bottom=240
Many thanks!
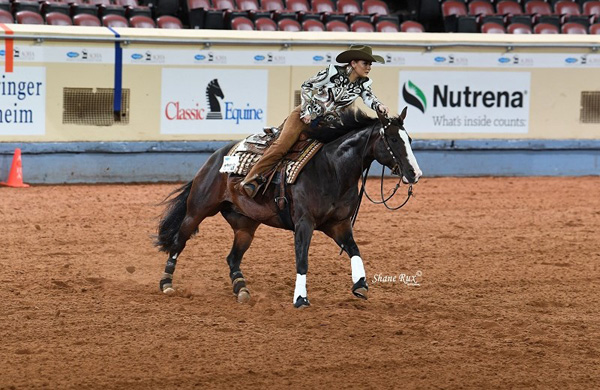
left=220, top=127, right=323, bottom=185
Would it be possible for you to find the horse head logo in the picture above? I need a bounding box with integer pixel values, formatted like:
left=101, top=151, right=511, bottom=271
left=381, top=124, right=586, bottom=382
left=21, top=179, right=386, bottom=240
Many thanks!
left=206, top=79, right=225, bottom=120
left=402, top=80, right=427, bottom=114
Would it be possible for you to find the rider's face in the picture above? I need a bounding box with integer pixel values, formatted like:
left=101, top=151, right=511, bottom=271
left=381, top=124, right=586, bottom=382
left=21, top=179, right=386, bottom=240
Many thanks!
left=352, top=60, right=373, bottom=78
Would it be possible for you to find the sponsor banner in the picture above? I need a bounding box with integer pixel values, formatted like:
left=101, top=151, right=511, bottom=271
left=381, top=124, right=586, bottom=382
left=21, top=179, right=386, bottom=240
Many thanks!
left=45, top=47, right=114, bottom=64
left=0, top=67, right=46, bottom=136
left=399, top=71, right=530, bottom=134
left=0, top=46, right=43, bottom=63
left=161, top=68, right=267, bottom=134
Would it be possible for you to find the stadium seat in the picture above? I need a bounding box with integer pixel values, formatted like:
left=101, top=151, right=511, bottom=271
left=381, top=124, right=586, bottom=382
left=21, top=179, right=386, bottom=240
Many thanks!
left=325, top=20, right=349, bottom=31
left=261, top=0, right=284, bottom=12
left=561, top=21, right=588, bottom=33
left=496, top=0, right=532, bottom=26
left=154, top=0, right=179, bottom=17
left=337, top=0, right=361, bottom=14
left=350, top=20, right=374, bottom=32
left=533, top=22, right=559, bottom=33
left=312, top=0, right=336, bottom=14
left=129, top=14, right=155, bottom=27
left=583, top=1, right=600, bottom=23
left=362, top=0, right=400, bottom=25
left=376, top=20, right=399, bottom=32
left=400, top=20, right=425, bottom=32
left=40, top=0, right=71, bottom=18
left=187, top=0, right=212, bottom=29
left=526, top=0, right=561, bottom=28
left=590, top=22, right=600, bottom=33
left=102, top=13, right=129, bottom=27
left=156, top=15, right=183, bottom=28
left=255, top=16, right=277, bottom=30
left=469, top=0, right=505, bottom=26
left=73, top=13, right=101, bottom=26
left=442, top=0, right=477, bottom=32
left=555, top=0, right=589, bottom=26
left=0, top=9, right=13, bottom=24
left=45, top=11, right=73, bottom=25
left=119, top=0, right=151, bottom=18
left=231, top=15, right=254, bottom=29
left=288, top=0, right=310, bottom=13
left=278, top=18, right=301, bottom=30
left=302, top=19, right=325, bottom=31
left=481, top=21, right=506, bottom=33
left=15, top=10, right=45, bottom=25
left=507, top=22, right=533, bottom=33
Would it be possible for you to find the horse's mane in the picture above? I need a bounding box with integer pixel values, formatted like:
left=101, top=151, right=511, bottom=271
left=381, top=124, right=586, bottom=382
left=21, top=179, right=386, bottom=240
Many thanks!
left=302, top=109, right=380, bottom=144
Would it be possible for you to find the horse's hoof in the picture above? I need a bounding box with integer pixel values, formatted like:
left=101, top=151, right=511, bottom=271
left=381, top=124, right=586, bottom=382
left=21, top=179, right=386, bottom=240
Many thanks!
left=237, top=287, right=251, bottom=303
left=352, top=277, right=369, bottom=300
left=163, top=287, right=176, bottom=295
left=294, top=296, right=311, bottom=309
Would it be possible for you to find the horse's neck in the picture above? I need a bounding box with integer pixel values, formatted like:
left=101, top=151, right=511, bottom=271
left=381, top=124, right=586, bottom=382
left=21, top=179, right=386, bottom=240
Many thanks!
left=325, top=127, right=378, bottom=192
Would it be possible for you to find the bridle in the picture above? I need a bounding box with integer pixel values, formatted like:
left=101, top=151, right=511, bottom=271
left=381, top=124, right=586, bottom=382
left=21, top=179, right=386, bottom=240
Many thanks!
left=350, top=115, right=414, bottom=226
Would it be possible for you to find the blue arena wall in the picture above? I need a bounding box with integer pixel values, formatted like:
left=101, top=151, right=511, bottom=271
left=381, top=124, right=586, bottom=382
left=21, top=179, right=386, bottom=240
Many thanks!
left=1, top=140, right=598, bottom=184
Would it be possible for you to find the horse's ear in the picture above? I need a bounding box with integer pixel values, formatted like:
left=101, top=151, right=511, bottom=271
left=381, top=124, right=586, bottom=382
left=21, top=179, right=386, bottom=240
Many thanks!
left=400, top=106, right=408, bottom=121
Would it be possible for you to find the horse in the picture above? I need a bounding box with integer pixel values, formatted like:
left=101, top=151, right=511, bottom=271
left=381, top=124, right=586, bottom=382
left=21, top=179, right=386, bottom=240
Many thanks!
left=155, top=108, right=422, bottom=308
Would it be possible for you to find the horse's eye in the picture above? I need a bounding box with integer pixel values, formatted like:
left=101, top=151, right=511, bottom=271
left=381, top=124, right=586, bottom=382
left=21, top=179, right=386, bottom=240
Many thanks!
left=391, top=137, right=398, bottom=143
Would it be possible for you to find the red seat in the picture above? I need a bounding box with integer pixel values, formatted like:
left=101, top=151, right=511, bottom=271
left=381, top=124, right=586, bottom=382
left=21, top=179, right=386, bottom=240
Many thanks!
left=442, top=0, right=467, bottom=17
left=130, top=15, right=155, bottom=28
left=337, top=0, right=362, bottom=14
left=533, top=22, right=559, bottom=33
left=45, top=11, right=73, bottom=25
left=287, top=0, right=310, bottom=12
left=590, top=23, right=600, bottom=33
left=261, top=0, right=284, bottom=12
left=561, top=21, right=587, bottom=33
left=496, top=0, right=523, bottom=17
left=376, top=20, right=399, bottom=32
left=15, top=10, right=45, bottom=25
left=469, top=0, right=496, bottom=16
left=481, top=21, right=506, bottom=33
left=73, top=13, right=101, bottom=26
left=507, top=22, right=532, bottom=33
left=325, top=20, right=349, bottom=31
left=350, top=20, right=374, bottom=32
left=400, top=20, right=424, bottom=32
left=231, top=15, right=254, bottom=29
left=102, top=14, right=129, bottom=27
left=255, top=16, right=277, bottom=30
left=0, top=9, right=14, bottom=24
left=156, top=15, right=183, bottom=28
left=583, top=1, right=600, bottom=22
left=554, top=1, right=580, bottom=16
left=362, top=0, right=389, bottom=16
left=214, top=0, right=235, bottom=10
left=312, top=0, right=336, bottom=14
left=525, top=0, right=553, bottom=16
left=235, top=0, right=259, bottom=11
left=302, top=19, right=325, bottom=31
left=278, top=18, right=301, bottom=31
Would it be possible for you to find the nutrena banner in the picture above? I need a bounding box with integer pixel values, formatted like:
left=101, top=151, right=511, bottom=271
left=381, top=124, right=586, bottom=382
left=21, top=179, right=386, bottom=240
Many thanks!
left=160, top=68, right=268, bottom=134
left=399, top=71, right=531, bottom=134
left=0, top=67, right=46, bottom=136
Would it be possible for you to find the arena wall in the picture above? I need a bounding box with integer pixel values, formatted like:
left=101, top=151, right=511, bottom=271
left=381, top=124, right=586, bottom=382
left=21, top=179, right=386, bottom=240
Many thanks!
left=1, top=25, right=599, bottom=182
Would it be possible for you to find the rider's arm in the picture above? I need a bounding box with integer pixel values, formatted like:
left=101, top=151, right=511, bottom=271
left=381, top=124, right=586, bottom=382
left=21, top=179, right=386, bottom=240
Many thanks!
left=360, top=79, right=385, bottom=113
left=299, top=64, right=336, bottom=119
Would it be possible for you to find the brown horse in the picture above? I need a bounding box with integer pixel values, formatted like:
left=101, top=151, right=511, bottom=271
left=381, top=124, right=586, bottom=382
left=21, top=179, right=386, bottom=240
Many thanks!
left=155, top=108, right=422, bottom=308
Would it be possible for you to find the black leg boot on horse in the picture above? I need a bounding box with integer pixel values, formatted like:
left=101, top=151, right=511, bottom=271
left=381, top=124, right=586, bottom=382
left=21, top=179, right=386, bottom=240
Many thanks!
left=239, top=107, right=308, bottom=198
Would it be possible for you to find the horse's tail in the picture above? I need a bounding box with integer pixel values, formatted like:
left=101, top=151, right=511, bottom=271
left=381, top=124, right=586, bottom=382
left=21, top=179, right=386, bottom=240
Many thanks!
left=155, top=181, right=194, bottom=253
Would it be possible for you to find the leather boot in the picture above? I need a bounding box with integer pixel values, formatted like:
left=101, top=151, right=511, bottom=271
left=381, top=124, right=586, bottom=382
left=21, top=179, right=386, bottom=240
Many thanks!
left=239, top=174, right=264, bottom=198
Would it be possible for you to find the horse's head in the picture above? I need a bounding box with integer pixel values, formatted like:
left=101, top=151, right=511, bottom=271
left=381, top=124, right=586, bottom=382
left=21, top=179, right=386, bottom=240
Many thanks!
left=375, top=107, right=422, bottom=184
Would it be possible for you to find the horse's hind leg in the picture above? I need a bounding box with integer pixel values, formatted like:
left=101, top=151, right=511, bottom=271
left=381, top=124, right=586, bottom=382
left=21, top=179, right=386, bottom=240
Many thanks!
left=323, top=221, right=368, bottom=300
left=221, top=209, right=260, bottom=303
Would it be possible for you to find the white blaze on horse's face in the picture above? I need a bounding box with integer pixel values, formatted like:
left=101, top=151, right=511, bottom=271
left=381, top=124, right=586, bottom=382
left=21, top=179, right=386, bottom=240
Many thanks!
left=397, top=129, right=422, bottom=184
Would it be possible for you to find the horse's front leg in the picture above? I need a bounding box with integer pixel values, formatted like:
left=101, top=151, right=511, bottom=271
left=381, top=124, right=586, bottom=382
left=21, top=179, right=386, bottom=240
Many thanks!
left=323, top=221, right=368, bottom=299
left=293, top=216, right=314, bottom=308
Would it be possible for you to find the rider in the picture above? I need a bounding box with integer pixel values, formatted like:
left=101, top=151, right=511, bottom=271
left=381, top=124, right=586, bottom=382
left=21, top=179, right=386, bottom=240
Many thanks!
left=239, top=44, right=390, bottom=198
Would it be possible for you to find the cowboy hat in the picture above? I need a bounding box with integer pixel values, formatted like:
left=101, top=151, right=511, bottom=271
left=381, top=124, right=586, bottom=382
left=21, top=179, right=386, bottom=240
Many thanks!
left=336, top=45, right=385, bottom=64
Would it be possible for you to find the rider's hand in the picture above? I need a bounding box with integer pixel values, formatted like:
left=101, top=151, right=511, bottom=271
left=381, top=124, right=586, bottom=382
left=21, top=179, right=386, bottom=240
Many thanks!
left=377, top=104, right=389, bottom=115
left=301, top=115, right=312, bottom=124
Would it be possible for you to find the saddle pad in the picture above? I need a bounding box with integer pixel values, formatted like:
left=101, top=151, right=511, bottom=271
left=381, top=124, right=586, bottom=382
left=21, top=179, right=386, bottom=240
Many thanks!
left=221, top=132, right=323, bottom=184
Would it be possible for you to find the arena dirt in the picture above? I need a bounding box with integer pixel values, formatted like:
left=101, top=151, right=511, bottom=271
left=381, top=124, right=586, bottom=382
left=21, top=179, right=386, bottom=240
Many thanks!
left=1, top=177, right=599, bottom=389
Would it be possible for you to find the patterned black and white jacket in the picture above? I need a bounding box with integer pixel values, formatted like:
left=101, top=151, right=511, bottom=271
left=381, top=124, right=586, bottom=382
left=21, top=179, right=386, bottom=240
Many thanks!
left=300, top=64, right=383, bottom=122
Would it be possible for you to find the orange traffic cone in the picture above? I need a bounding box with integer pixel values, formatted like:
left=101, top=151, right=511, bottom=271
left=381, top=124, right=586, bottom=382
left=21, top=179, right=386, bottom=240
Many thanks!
left=1, top=148, right=30, bottom=188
